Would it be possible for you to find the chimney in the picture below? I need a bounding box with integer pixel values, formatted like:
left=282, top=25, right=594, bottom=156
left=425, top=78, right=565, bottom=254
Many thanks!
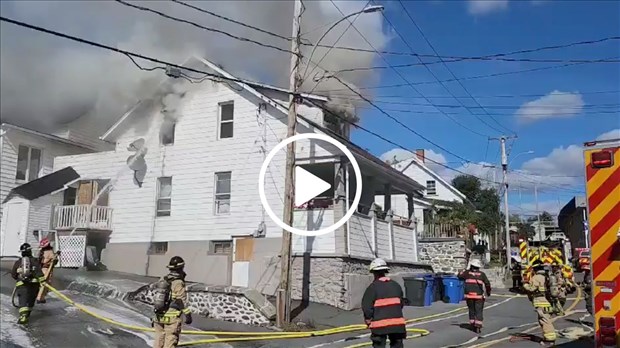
left=416, top=149, right=425, bottom=163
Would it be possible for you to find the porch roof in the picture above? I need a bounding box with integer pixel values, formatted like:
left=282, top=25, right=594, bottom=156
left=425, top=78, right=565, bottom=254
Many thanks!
left=3, top=167, right=80, bottom=203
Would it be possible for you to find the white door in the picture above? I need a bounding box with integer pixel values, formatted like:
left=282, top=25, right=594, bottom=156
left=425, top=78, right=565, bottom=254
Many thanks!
left=1, top=202, right=28, bottom=257
left=231, top=237, right=254, bottom=287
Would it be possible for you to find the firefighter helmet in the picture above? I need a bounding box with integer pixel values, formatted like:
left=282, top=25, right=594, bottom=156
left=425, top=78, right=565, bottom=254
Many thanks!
left=369, top=258, right=389, bottom=272
left=20, top=243, right=32, bottom=252
left=39, top=238, right=51, bottom=248
left=469, top=259, right=482, bottom=269
left=167, top=256, right=185, bottom=270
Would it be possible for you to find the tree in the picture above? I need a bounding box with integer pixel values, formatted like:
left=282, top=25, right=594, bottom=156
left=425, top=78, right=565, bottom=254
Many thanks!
left=445, top=175, right=502, bottom=236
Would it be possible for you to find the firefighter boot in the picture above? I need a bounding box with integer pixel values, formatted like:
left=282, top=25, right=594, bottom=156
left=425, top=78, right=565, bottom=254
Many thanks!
left=17, top=308, right=30, bottom=325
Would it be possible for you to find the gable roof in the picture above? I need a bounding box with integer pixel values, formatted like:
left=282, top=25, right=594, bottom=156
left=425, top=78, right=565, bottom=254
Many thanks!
left=100, top=56, right=328, bottom=141
left=398, top=157, right=467, bottom=201
left=3, top=167, right=80, bottom=203
left=1, top=123, right=98, bottom=151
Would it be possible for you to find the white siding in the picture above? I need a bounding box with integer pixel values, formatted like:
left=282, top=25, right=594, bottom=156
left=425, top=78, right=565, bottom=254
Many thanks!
left=27, top=194, right=63, bottom=252
left=55, top=82, right=345, bottom=245
left=0, top=128, right=91, bottom=229
left=348, top=214, right=374, bottom=258
left=376, top=219, right=391, bottom=259
left=292, top=209, right=335, bottom=254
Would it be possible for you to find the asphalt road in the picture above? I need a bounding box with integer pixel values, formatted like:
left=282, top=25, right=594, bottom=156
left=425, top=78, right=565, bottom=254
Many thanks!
left=0, top=268, right=592, bottom=348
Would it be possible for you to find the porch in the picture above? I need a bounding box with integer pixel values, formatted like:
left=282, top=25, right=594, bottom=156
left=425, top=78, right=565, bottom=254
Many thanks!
left=53, top=204, right=113, bottom=231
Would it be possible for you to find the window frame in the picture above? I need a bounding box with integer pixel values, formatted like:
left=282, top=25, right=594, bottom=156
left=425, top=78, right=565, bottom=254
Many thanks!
left=209, top=240, right=233, bottom=255
left=160, top=121, right=176, bottom=146
left=156, top=177, right=173, bottom=217
left=426, top=180, right=437, bottom=196
left=148, top=242, right=168, bottom=255
left=214, top=171, right=232, bottom=215
left=217, top=101, right=234, bottom=139
left=15, top=144, right=42, bottom=182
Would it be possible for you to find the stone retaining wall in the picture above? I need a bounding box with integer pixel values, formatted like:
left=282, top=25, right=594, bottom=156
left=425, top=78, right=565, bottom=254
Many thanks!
left=130, top=283, right=276, bottom=326
left=418, top=239, right=468, bottom=274
left=290, top=254, right=433, bottom=310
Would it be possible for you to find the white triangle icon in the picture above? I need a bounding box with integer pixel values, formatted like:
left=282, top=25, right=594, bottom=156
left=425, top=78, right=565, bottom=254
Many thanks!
left=294, top=166, right=332, bottom=207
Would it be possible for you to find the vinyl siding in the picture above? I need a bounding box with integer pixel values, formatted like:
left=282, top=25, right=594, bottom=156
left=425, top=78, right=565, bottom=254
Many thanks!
left=27, top=194, right=63, bottom=253
left=0, top=128, right=91, bottom=230
left=54, top=82, right=342, bottom=246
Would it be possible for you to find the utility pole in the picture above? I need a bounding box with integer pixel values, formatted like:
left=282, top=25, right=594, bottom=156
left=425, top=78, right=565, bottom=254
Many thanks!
left=535, top=183, right=541, bottom=242
left=277, top=0, right=302, bottom=328
left=490, top=135, right=517, bottom=271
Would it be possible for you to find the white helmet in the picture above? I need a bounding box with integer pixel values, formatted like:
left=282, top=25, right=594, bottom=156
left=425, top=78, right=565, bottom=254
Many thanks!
left=369, top=258, right=389, bottom=272
left=469, top=259, right=482, bottom=269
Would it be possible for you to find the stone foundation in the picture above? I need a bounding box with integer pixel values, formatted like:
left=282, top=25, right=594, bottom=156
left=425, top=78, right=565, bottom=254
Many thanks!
left=290, top=254, right=433, bottom=310
left=418, top=238, right=468, bottom=274
left=131, top=283, right=275, bottom=326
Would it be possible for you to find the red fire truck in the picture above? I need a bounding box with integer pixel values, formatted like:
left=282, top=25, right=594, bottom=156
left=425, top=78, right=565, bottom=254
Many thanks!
left=583, top=137, right=620, bottom=347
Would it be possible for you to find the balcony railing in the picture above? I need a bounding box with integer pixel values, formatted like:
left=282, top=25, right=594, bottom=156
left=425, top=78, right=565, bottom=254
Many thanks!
left=421, top=223, right=463, bottom=239
left=53, top=205, right=113, bottom=230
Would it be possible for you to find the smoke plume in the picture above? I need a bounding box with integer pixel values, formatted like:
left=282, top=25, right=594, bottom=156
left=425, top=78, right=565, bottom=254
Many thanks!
left=0, top=0, right=390, bottom=131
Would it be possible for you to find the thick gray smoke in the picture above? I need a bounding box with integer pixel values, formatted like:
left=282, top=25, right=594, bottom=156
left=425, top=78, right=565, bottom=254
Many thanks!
left=0, top=0, right=390, bottom=131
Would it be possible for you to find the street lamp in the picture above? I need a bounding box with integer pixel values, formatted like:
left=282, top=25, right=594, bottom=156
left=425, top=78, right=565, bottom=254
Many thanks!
left=509, top=150, right=535, bottom=167
left=302, top=5, right=384, bottom=79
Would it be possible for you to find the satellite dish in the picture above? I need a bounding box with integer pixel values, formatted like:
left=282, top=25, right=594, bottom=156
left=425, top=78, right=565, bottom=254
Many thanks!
left=127, top=138, right=146, bottom=152
left=127, top=153, right=146, bottom=171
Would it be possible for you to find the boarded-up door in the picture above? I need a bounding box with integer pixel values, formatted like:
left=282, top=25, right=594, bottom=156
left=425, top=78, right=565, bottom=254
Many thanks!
left=231, top=237, right=254, bottom=287
left=77, top=181, right=95, bottom=205
left=0, top=202, right=28, bottom=257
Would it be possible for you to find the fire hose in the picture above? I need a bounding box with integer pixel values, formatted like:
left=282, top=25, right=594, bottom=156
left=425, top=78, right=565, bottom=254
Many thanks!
left=11, top=251, right=60, bottom=308
left=41, top=281, right=439, bottom=345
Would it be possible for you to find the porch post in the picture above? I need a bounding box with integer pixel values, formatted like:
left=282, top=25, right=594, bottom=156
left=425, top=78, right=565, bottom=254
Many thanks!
left=386, top=209, right=394, bottom=260
left=370, top=204, right=377, bottom=256
left=407, top=194, right=418, bottom=262
left=406, top=194, right=414, bottom=220
left=334, top=158, right=348, bottom=254
left=383, top=183, right=392, bottom=213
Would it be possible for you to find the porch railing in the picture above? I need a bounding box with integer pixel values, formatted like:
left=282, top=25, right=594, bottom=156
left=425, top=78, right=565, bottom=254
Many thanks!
left=53, top=205, right=113, bottom=230
left=421, top=223, right=463, bottom=239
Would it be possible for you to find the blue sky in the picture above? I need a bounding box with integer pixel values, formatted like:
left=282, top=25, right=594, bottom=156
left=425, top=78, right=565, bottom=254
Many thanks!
left=347, top=0, right=620, bottom=217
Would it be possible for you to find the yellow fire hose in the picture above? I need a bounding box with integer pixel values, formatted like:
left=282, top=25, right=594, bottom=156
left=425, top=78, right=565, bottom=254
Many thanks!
left=42, top=282, right=443, bottom=345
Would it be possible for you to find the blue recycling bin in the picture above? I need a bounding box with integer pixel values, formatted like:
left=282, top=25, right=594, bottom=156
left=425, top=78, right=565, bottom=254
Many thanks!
left=442, top=276, right=462, bottom=304
left=459, top=279, right=465, bottom=301
left=423, top=275, right=435, bottom=306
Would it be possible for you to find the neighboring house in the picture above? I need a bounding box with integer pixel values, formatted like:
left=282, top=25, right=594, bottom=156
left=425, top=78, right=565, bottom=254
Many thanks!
left=0, top=123, right=99, bottom=255
left=0, top=167, right=80, bottom=257
left=45, top=56, right=427, bottom=307
left=377, top=149, right=467, bottom=238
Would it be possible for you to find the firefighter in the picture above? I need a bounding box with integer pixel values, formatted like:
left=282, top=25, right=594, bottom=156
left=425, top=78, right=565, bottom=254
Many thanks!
left=458, top=259, right=491, bottom=333
left=553, top=265, right=567, bottom=315
left=547, top=265, right=562, bottom=316
left=152, top=256, right=193, bottom=348
left=523, top=263, right=556, bottom=345
left=36, top=238, right=59, bottom=304
left=11, top=243, right=46, bottom=324
left=361, top=258, right=406, bottom=348
left=511, top=258, right=523, bottom=290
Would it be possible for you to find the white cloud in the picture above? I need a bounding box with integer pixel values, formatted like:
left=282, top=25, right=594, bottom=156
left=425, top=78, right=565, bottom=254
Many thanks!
left=380, top=148, right=447, bottom=173
left=597, top=128, right=620, bottom=141
left=516, top=90, right=585, bottom=123
left=467, top=0, right=509, bottom=15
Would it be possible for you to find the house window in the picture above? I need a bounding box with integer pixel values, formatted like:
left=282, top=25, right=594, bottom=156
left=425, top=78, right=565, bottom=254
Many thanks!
left=16, top=145, right=42, bottom=181
left=214, top=171, right=231, bottom=215
left=148, top=242, right=168, bottom=255
left=426, top=180, right=437, bottom=195
left=161, top=121, right=175, bottom=145
left=218, top=102, right=234, bottom=139
left=157, top=177, right=172, bottom=217
left=210, top=241, right=232, bottom=255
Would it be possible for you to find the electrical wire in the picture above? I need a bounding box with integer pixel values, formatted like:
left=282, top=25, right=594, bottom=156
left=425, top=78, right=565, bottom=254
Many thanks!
left=327, top=0, right=493, bottom=139
left=395, top=0, right=515, bottom=135
left=329, top=89, right=620, bottom=100
left=113, top=0, right=294, bottom=55
left=355, top=106, right=620, bottom=116
left=324, top=57, right=620, bottom=92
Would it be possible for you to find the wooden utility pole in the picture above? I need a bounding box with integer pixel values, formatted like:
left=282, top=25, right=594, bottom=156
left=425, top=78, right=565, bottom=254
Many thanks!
left=277, top=0, right=302, bottom=328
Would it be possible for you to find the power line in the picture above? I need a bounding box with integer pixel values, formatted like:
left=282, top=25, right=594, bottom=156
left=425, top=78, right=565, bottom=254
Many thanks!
left=327, top=0, right=493, bottom=139
left=322, top=58, right=620, bottom=92
left=114, top=0, right=294, bottom=55
left=329, top=89, right=620, bottom=100
left=355, top=100, right=620, bottom=109
left=355, top=106, right=620, bottom=116
left=386, top=1, right=514, bottom=135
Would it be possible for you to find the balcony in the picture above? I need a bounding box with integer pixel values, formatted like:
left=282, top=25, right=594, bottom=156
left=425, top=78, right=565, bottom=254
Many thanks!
left=53, top=204, right=113, bottom=231
left=421, top=223, right=464, bottom=239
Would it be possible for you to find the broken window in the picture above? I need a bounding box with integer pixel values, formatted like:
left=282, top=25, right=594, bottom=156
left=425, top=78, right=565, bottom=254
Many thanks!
left=218, top=102, right=234, bottom=139
left=148, top=242, right=168, bottom=255
left=161, top=120, right=176, bottom=145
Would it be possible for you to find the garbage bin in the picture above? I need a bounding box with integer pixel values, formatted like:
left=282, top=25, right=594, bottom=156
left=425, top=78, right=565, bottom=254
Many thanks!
left=434, top=274, right=445, bottom=302
left=403, top=277, right=427, bottom=307
left=442, top=276, right=462, bottom=304
left=423, top=275, right=435, bottom=306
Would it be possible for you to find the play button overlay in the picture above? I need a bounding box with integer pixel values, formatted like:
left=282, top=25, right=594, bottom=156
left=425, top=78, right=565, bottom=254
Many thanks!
left=294, top=166, right=332, bottom=207
left=258, top=133, right=362, bottom=237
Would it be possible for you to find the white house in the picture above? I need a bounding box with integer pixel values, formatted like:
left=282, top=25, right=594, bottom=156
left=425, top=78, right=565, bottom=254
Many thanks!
left=0, top=123, right=101, bottom=256
left=42, top=56, right=428, bottom=305
left=377, top=149, right=467, bottom=238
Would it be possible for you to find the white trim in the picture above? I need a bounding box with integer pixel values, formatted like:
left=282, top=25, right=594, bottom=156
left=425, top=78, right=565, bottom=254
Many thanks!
left=1, top=123, right=97, bottom=151
left=15, top=144, right=43, bottom=183
left=100, top=101, right=143, bottom=141
left=400, top=157, right=467, bottom=200
left=217, top=101, right=235, bottom=140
